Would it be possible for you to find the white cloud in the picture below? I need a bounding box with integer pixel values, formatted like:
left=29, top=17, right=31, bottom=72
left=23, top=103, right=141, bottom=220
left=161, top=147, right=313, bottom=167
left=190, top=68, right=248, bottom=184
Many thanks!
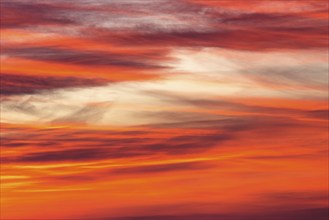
left=2, top=47, right=327, bottom=126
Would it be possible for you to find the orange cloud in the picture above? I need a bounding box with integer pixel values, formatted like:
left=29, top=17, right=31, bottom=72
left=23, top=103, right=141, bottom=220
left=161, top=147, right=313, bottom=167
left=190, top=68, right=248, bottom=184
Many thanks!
left=1, top=0, right=328, bottom=219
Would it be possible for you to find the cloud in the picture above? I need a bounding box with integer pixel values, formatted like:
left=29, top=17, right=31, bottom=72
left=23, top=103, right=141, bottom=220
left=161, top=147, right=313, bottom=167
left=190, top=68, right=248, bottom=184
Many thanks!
left=0, top=73, right=107, bottom=96
left=111, top=161, right=211, bottom=175
left=3, top=0, right=327, bottom=51
left=1, top=127, right=231, bottom=163
left=1, top=1, right=76, bottom=28
left=3, top=46, right=165, bottom=69
left=219, top=11, right=328, bottom=29
left=137, top=91, right=328, bottom=122
left=1, top=0, right=212, bottom=32
left=81, top=189, right=329, bottom=219
left=96, top=29, right=327, bottom=51
left=265, top=191, right=328, bottom=203
left=0, top=84, right=117, bottom=124
left=84, top=208, right=329, bottom=220
left=1, top=1, right=328, bottom=219
left=244, top=65, right=328, bottom=90
left=139, top=133, right=232, bottom=155
left=13, top=148, right=110, bottom=163
left=51, top=102, right=113, bottom=124
left=2, top=110, right=325, bottom=164
left=42, top=161, right=211, bottom=184
left=305, top=109, right=329, bottom=120
left=100, top=10, right=328, bottom=50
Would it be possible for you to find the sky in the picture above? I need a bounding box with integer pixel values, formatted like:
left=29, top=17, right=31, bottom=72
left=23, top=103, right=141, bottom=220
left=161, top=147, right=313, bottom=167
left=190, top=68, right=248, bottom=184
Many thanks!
left=0, top=0, right=328, bottom=219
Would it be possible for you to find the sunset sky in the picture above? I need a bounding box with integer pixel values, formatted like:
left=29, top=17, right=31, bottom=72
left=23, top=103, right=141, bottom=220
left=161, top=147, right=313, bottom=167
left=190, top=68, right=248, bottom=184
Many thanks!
left=0, top=0, right=328, bottom=219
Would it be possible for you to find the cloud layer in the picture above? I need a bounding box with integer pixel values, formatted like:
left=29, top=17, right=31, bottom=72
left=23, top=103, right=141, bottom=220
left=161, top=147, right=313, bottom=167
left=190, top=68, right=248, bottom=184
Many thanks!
left=1, top=0, right=328, bottom=219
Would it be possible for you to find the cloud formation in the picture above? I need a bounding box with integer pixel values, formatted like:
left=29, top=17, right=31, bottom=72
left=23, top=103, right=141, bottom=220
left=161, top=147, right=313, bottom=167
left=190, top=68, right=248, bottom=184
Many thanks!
left=1, top=0, right=328, bottom=219
left=3, top=46, right=165, bottom=69
left=0, top=73, right=107, bottom=96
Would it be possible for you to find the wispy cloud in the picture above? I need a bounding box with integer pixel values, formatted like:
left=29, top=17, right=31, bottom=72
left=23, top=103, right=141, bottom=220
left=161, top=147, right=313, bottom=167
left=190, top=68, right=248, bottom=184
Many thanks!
left=1, top=0, right=328, bottom=219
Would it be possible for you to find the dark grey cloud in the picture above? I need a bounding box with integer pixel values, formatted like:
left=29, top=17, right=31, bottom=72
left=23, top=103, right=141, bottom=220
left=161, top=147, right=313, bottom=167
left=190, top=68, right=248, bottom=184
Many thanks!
left=0, top=1, right=76, bottom=28
left=306, top=109, right=329, bottom=120
left=9, top=146, right=154, bottom=163
left=85, top=207, right=329, bottom=220
left=3, top=132, right=231, bottom=163
left=245, top=153, right=324, bottom=160
left=140, top=133, right=232, bottom=155
left=14, top=148, right=110, bottom=162
left=1, top=121, right=232, bottom=163
left=111, top=161, right=211, bottom=175
left=0, top=128, right=155, bottom=149
left=265, top=191, right=328, bottom=203
left=101, top=26, right=328, bottom=51
left=118, top=6, right=328, bottom=50
left=220, top=12, right=328, bottom=29
left=0, top=73, right=107, bottom=96
left=2, top=109, right=325, bottom=163
left=0, top=0, right=217, bottom=36
left=3, top=114, right=316, bottom=163
left=2, top=0, right=327, bottom=51
left=82, top=189, right=327, bottom=219
left=3, top=47, right=164, bottom=69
